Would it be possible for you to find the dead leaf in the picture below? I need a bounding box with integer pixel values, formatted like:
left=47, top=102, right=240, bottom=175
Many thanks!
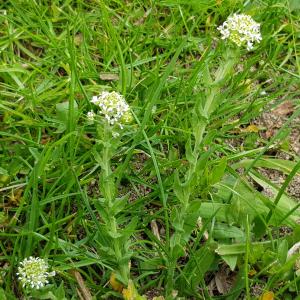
left=76, top=288, right=85, bottom=300
left=134, top=9, right=152, bottom=26
left=273, top=101, right=294, bottom=116
left=150, top=219, right=161, bottom=241
left=265, top=129, right=275, bottom=139
left=208, top=277, right=216, bottom=296
left=259, top=291, right=274, bottom=300
left=41, top=134, right=51, bottom=145
left=171, top=290, right=178, bottom=298
left=110, top=272, right=123, bottom=293
left=248, top=269, right=257, bottom=276
left=9, top=189, right=23, bottom=205
left=215, top=271, right=228, bottom=294
left=99, top=72, right=119, bottom=81
left=122, top=280, right=147, bottom=300
left=0, top=212, right=8, bottom=227
left=72, top=270, right=92, bottom=300
left=243, top=124, right=259, bottom=133
left=74, top=33, right=83, bottom=46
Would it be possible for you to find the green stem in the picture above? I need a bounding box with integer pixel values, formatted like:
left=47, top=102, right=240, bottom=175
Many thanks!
left=101, top=125, right=129, bottom=284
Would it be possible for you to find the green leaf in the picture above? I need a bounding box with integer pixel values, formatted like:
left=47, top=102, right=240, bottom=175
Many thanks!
left=173, top=171, right=191, bottom=204
left=216, top=241, right=271, bottom=256
left=289, top=0, right=300, bottom=11
left=185, top=137, right=196, bottom=165
left=0, top=167, right=8, bottom=175
left=278, top=239, right=288, bottom=265
left=213, top=223, right=245, bottom=240
left=29, top=147, right=41, bottom=162
left=253, top=215, right=267, bottom=238
left=140, top=257, right=164, bottom=271
left=221, top=255, right=238, bottom=271
left=250, top=173, right=300, bottom=224
left=232, top=158, right=300, bottom=176
left=121, top=216, right=139, bottom=240
left=179, top=243, right=215, bottom=289
left=182, top=200, right=202, bottom=241
left=171, top=243, right=186, bottom=259
left=0, top=288, right=7, bottom=300
left=210, top=158, right=227, bottom=185
left=55, top=101, right=78, bottom=133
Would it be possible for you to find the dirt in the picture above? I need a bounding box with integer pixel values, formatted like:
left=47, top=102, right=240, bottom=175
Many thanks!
left=253, top=99, right=300, bottom=201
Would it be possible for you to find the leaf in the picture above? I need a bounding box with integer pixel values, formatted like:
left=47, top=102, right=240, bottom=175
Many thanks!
left=182, top=200, right=202, bottom=241
left=210, top=158, right=227, bottom=185
left=122, top=280, right=147, bottom=300
left=221, top=255, right=238, bottom=271
left=54, top=282, right=67, bottom=300
left=216, top=241, right=271, bottom=256
left=173, top=171, right=191, bottom=204
left=8, top=188, right=23, bottom=205
left=185, top=137, right=196, bottom=165
left=139, top=256, right=164, bottom=271
left=121, top=216, right=139, bottom=240
left=179, top=243, right=215, bottom=289
left=213, top=223, right=245, bottom=239
left=171, top=243, right=185, bottom=259
left=72, top=270, right=93, bottom=300
left=250, top=173, right=300, bottom=224
left=273, top=101, right=294, bottom=116
left=55, top=101, right=78, bottom=133
left=0, top=288, right=6, bottom=300
left=150, top=219, right=161, bottom=241
left=74, top=33, right=83, bottom=46
left=289, top=0, right=300, bottom=11
left=0, top=212, right=8, bottom=226
left=215, top=268, right=232, bottom=295
left=232, top=158, right=300, bottom=176
left=259, top=291, right=274, bottom=300
left=100, top=72, right=119, bottom=81
left=29, top=147, right=41, bottom=162
left=243, top=124, right=259, bottom=133
left=110, top=273, right=123, bottom=293
left=278, top=239, right=288, bottom=265
left=0, top=167, right=8, bottom=175
left=253, top=215, right=267, bottom=238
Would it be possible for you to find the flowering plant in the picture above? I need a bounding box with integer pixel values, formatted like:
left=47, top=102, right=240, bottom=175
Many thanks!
left=86, top=90, right=135, bottom=285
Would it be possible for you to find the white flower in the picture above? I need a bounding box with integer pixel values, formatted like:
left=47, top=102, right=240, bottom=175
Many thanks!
left=217, top=14, right=262, bottom=51
left=90, top=91, right=133, bottom=128
left=112, top=131, right=120, bottom=138
left=17, top=257, right=55, bottom=289
left=87, top=110, right=95, bottom=121
left=260, top=90, right=267, bottom=96
left=91, top=96, right=99, bottom=105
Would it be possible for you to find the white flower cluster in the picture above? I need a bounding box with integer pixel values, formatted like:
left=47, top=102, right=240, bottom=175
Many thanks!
left=87, top=110, right=95, bottom=121
left=17, top=257, right=55, bottom=289
left=217, top=14, right=262, bottom=51
left=89, top=91, right=133, bottom=128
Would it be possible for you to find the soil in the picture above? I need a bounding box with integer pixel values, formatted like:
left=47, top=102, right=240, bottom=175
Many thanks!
left=254, top=99, right=300, bottom=201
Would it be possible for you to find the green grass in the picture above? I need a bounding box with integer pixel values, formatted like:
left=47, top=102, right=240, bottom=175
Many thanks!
left=1, top=0, right=300, bottom=299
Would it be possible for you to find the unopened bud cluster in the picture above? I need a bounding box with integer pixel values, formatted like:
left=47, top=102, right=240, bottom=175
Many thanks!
left=218, top=14, right=262, bottom=51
